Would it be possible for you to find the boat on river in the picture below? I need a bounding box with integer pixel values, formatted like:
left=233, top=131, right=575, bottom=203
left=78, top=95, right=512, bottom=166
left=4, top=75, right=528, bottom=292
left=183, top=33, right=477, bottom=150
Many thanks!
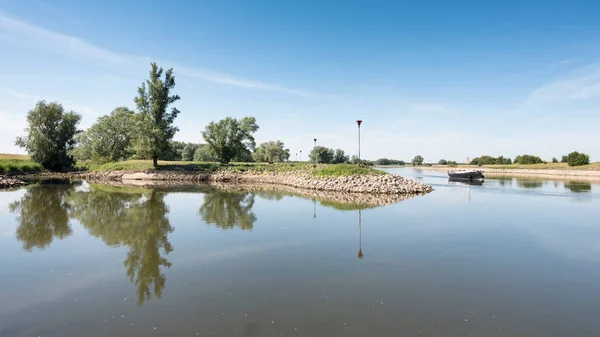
left=448, top=169, right=484, bottom=181
left=448, top=157, right=484, bottom=181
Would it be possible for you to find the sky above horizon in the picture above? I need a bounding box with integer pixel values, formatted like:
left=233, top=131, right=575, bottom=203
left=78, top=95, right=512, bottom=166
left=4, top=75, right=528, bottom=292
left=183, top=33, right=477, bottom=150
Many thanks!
left=1, top=0, right=600, bottom=162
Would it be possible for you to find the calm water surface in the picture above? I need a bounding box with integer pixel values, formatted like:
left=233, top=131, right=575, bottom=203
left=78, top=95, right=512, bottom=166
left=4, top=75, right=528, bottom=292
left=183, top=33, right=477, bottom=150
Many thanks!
left=1, top=169, right=599, bottom=337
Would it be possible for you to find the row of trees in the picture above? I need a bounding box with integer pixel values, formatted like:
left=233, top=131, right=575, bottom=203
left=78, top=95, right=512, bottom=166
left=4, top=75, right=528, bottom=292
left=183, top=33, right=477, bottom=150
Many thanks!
left=465, top=152, right=590, bottom=166
left=469, top=155, right=513, bottom=166
left=375, top=158, right=405, bottom=166
left=15, top=63, right=298, bottom=169
left=414, top=152, right=590, bottom=167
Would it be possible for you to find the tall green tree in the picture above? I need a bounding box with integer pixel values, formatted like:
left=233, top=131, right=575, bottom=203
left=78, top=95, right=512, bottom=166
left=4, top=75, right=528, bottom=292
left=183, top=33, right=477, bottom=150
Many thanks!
left=253, top=140, right=290, bottom=162
left=411, top=155, right=424, bottom=166
left=15, top=101, right=81, bottom=170
left=70, top=107, right=136, bottom=163
left=202, top=117, right=259, bottom=164
left=309, top=146, right=335, bottom=164
left=133, top=62, right=181, bottom=167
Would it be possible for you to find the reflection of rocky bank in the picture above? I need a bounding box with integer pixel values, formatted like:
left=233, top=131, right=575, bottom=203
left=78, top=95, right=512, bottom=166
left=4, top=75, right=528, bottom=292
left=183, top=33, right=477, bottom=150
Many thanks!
left=0, top=175, right=26, bottom=189
left=80, top=170, right=433, bottom=195
left=211, top=183, right=423, bottom=210
left=90, top=180, right=423, bottom=210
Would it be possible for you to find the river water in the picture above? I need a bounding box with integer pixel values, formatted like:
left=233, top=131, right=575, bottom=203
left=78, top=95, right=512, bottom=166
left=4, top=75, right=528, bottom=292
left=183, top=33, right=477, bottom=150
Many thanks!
left=0, top=168, right=599, bottom=337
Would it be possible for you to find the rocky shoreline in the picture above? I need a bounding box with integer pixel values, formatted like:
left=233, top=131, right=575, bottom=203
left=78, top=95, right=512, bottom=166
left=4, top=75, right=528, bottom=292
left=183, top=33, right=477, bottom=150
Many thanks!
left=78, top=170, right=434, bottom=195
left=0, top=175, right=26, bottom=189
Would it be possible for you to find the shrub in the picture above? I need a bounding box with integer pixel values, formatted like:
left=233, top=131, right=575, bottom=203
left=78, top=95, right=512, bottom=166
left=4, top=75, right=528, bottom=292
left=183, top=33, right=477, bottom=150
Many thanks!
left=552, top=157, right=558, bottom=163
left=438, top=159, right=448, bottom=165
left=514, top=155, right=544, bottom=165
left=447, top=161, right=457, bottom=167
left=566, top=151, right=590, bottom=167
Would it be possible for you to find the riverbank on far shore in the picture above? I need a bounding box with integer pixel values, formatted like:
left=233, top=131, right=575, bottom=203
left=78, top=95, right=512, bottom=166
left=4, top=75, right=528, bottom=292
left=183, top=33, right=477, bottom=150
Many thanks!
left=390, top=165, right=600, bottom=181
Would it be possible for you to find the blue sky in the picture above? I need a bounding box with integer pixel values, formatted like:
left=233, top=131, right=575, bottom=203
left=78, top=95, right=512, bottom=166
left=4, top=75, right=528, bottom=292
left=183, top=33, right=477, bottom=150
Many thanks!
left=1, top=0, right=600, bottom=162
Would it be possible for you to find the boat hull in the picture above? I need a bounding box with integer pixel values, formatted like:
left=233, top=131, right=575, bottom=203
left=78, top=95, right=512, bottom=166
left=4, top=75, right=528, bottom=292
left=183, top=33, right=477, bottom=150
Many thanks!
left=448, top=170, right=484, bottom=181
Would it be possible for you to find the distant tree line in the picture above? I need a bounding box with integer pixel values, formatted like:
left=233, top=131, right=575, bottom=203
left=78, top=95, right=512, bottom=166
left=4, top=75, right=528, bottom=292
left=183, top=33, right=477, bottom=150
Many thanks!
left=469, top=155, right=513, bottom=166
left=374, top=158, right=405, bottom=166
left=466, top=152, right=590, bottom=167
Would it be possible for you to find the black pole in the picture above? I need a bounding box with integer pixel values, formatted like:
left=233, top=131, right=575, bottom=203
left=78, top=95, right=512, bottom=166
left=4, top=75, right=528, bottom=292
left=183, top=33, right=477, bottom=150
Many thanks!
left=358, top=209, right=363, bottom=259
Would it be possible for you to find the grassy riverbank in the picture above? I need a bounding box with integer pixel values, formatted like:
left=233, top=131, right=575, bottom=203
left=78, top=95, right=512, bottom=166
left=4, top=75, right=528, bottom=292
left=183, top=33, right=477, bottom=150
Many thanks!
left=88, top=160, right=385, bottom=177
left=378, top=162, right=600, bottom=171
left=0, top=154, right=43, bottom=175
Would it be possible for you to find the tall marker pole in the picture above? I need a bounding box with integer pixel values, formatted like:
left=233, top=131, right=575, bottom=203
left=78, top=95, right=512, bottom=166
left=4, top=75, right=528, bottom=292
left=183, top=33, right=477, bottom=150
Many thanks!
left=356, top=120, right=363, bottom=164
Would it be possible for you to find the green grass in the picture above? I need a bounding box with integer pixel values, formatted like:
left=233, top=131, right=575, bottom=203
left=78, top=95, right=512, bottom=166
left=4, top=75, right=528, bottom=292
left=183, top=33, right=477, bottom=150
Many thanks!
left=0, top=158, right=43, bottom=175
left=312, top=163, right=385, bottom=177
left=89, top=160, right=385, bottom=177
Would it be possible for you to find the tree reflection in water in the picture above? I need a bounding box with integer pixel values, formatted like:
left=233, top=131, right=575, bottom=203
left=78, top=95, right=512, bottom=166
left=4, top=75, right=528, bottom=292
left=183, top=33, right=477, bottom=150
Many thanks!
left=9, top=181, right=76, bottom=251
left=564, top=182, right=592, bottom=193
left=199, top=190, right=257, bottom=230
left=68, top=185, right=173, bottom=305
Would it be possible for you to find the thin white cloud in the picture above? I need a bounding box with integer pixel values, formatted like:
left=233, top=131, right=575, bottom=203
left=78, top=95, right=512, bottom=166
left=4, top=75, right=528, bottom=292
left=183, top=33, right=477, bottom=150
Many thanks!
left=0, top=13, right=323, bottom=98
left=528, top=63, right=600, bottom=102
left=408, top=102, right=449, bottom=114
left=0, top=89, right=95, bottom=115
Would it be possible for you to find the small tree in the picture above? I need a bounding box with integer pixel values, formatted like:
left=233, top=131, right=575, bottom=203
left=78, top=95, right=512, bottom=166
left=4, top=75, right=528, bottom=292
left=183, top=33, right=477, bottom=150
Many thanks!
left=411, top=155, right=424, bottom=166
left=132, top=62, right=181, bottom=167
left=202, top=117, right=259, bottom=164
left=552, top=157, right=559, bottom=163
left=193, top=144, right=218, bottom=162
left=309, top=146, right=335, bottom=164
left=331, top=149, right=349, bottom=164
left=15, top=101, right=81, bottom=170
left=438, top=159, right=448, bottom=165
left=253, top=141, right=290, bottom=163
left=566, top=151, right=590, bottom=167
left=561, top=155, right=568, bottom=163
left=447, top=160, right=458, bottom=167
left=181, top=143, right=200, bottom=161
left=70, top=107, right=136, bottom=163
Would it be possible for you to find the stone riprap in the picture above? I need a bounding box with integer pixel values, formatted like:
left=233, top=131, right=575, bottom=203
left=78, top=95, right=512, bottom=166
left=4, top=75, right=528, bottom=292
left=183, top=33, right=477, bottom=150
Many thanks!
left=0, top=176, right=26, bottom=189
left=80, top=170, right=433, bottom=195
